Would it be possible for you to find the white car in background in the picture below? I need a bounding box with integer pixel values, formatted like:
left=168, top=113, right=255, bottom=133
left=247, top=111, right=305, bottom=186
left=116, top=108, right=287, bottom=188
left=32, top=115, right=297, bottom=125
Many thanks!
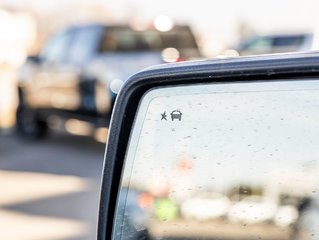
left=181, top=192, right=231, bottom=221
left=274, top=205, right=299, bottom=227
left=228, top=196, right=277, bottom=224
left=237, top=33, right=318, bottom=56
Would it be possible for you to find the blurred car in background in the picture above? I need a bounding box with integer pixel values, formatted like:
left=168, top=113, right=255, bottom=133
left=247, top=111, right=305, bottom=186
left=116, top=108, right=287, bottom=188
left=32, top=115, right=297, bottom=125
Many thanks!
left=236, top=33, right=317, bottom=56
left=228, top=196, right=278, bottom=224
left=17, top=23, right=201, bottom=139
left=180, top=192, right=231, bottom=221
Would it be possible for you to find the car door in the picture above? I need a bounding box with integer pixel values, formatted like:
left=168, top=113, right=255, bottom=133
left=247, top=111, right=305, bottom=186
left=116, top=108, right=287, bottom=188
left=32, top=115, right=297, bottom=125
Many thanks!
left=68, top=25, right=104, bottom=114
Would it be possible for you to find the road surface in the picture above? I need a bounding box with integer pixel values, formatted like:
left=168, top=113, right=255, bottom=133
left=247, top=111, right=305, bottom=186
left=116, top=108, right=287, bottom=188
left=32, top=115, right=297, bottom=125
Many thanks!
left=0, top=130, right=105, bottom=240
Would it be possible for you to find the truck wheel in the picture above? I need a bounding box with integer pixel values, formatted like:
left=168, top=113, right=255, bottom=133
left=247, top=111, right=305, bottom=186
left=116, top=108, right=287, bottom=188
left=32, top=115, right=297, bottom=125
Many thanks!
left=16, top=106, right=48, bottom=139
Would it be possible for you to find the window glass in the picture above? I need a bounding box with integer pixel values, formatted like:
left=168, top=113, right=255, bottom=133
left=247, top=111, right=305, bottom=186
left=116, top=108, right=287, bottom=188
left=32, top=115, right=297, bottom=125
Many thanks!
left=159, top=27, right=198, bottom=49
left=99, top=26, right=198, bottom=53
left=272, top=36, right=305, bottom=47
left=100, top=27, right=150, bottom=52
left=240, top=36, right=273, bottom=53
left=114, top=80, right=319, bottom=240
left=240, top=35, right=307, bottom=55
left=41, top=30, right=73, bottom=63
left=68, top=27, right=101, bottom=65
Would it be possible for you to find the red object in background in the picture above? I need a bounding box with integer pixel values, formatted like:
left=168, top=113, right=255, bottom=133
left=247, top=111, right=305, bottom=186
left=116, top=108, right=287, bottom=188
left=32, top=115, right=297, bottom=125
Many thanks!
left=138, top=192, right=154, bottom=209
left=176, top=58, right=185, bottom=62
left=177, top=158, right=193, bottom=172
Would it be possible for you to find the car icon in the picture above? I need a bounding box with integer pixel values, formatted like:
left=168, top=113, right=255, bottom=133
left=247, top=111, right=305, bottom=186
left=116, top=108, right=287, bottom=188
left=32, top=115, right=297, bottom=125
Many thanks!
left=171, top=110, right=182, bottom=121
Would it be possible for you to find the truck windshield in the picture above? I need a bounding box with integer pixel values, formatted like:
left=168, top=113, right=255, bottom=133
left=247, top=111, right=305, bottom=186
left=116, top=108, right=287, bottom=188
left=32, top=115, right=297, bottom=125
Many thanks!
left=99, top=26, right=198, bottom=52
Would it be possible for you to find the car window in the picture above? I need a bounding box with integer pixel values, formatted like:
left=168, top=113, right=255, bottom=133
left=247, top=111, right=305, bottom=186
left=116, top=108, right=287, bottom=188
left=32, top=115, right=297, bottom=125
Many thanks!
left=100, top=27, right=151, bottom=52
left=68, top=26, right=102, bottom=65
left=113, top=79, right=319, bottom=240
left=41, top=29, right=74, bottom=64
left=239, top=35, right=308, bottom=55
left=239, top=36, right=273, bottom=54
left=99, top=26, right=199, bottom=53
left=272, top=35, right=305, bottom=48
left=159, top=26, right=198, bottom=50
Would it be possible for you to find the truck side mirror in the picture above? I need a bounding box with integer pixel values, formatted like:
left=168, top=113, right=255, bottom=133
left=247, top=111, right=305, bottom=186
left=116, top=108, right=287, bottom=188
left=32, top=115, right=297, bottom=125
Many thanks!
left=98, top=52, right=319, bottom=240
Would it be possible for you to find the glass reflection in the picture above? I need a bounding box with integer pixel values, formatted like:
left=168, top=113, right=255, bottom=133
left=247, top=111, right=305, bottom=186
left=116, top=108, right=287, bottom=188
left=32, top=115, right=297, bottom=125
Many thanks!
left=114, top=80, right=319, bottom=240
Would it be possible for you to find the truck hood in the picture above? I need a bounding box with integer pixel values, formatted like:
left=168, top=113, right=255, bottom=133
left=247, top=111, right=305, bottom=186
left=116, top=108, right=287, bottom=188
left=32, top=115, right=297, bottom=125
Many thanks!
left=86, top=52, right=164, bottom=83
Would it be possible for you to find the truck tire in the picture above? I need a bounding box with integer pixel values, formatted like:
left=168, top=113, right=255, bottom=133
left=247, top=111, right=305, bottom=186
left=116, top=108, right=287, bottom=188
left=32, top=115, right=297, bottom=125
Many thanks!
left=16, top=105, right=48, bottom=139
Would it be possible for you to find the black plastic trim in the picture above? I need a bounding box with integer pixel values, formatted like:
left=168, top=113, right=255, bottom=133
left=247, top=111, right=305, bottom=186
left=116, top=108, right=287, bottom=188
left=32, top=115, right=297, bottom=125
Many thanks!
left=98, top=52, right=319, bottom=239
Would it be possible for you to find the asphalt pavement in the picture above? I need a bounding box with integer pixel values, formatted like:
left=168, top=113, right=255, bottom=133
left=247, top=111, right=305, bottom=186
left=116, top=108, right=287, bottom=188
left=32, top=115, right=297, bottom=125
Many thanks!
left=0, top=130, right=106, bottom=240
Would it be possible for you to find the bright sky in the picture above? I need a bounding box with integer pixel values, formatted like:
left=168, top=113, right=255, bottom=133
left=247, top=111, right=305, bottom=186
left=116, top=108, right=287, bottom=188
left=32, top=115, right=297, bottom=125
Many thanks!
left=105, top=0, right=319, bottom=52
left=2, top=0, right=319, bottom=54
